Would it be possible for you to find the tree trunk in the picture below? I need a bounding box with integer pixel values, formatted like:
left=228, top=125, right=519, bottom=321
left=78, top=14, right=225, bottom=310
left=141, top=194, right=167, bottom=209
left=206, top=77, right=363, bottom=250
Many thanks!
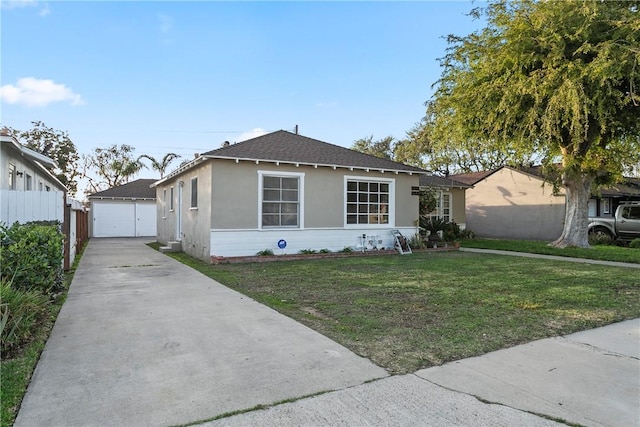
left=551, top=174, right=593, bottom=248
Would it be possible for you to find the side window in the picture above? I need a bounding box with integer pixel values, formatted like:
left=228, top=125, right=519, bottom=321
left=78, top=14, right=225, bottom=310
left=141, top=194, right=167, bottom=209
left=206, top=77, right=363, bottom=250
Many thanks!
left=170, top=187, right=174, bottom=211
left=8, top=163, right=16, bottom=190
left=190, top=177, right=198, bottom=208
left=25, top=174, right=33, bottom=190
left=622, top=207, right=640, bottom=220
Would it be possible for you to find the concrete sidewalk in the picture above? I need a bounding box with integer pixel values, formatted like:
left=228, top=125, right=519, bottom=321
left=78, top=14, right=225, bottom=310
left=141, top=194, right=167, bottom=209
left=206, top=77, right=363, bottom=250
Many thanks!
left=205, top=320, right=639, bottom=427
left=460, top=247, right=640, bottom=268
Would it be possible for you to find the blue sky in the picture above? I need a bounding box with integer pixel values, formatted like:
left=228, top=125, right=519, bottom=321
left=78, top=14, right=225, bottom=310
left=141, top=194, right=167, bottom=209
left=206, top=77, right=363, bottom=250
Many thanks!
left=2, top=0, right=483, bottom=184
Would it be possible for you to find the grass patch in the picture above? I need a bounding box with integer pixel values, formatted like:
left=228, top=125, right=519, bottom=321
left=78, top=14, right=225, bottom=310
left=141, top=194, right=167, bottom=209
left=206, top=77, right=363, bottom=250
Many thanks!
left=161, top=250, right=640, bottom=374
left=462, top=239, right=640, bottom=264
left=1, top=242, right=86, bottom=427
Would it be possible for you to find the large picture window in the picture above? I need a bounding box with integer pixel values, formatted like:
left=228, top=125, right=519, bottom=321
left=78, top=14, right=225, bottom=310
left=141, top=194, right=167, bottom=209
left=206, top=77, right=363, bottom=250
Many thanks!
left=261, top=174, right=301, bottom=228
left=346, top=179, right=390, bottom=225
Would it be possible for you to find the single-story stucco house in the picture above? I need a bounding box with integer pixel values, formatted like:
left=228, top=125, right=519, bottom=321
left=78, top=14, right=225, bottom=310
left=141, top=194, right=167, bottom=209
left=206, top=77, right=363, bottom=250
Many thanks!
left=89, top=179, right=157, bottom=238
left=152, top=130, right=427, bottom=261
left=451, top=165, right=640, bottom=241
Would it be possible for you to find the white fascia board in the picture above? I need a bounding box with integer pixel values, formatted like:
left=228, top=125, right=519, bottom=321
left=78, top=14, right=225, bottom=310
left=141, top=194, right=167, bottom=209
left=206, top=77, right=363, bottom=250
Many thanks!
left=151, top=156, right=208, bottom=188
left=208, top=155, right=429, bottom=176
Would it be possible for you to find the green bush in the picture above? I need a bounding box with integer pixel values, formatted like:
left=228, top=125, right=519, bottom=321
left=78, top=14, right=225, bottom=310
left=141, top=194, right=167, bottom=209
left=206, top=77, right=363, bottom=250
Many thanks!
left=339, top=246, right=354, bottom=253
left=1, top=278, right=49, bottom=359
left=298, top=249, right=317, bottom=254
left=630, top=239, right=640, bottom=249
left=256, top=249, right=274, bottom=256
left=318, top=249, right=331, bottom=254
left=0, top=222, right=65, bottom=294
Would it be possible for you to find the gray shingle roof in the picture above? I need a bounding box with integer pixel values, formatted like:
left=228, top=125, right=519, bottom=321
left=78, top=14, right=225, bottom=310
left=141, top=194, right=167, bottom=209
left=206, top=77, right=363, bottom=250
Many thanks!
left=420, top=175, right=472, bottom=188
left=89, top=179, right=157, bottom=199
left=202, top=130, right=426, bottom=173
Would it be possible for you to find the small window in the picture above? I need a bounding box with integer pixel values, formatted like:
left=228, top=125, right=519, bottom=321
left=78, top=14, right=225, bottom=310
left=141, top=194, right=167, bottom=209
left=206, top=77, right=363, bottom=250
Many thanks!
left=39, top=181, right=43, bottom=191
left=25, top=174, right=33, bottom=190
left=190, top=177, right=198, bottom=208
left=8, top=164, right=16, bottom=190
left=602, top=198, right=611, bottom=214
left=170, top=187, right=174, bottom=211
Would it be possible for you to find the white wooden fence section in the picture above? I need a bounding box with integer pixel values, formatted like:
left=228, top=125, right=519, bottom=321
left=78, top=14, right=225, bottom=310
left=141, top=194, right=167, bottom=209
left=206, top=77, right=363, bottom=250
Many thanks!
left=0, top=190, right=65, bottom=225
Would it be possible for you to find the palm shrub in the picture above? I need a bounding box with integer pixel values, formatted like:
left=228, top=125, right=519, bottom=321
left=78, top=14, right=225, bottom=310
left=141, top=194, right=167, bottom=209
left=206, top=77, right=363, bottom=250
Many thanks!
left=1, top=277, right=49, bottom=359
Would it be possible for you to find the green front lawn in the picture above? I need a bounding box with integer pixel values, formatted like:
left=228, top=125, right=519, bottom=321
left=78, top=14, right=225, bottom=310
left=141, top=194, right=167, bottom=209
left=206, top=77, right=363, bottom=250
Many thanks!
left=164, top=250, right=640, bottom=374
left=462, top=238, right=640, bottom=264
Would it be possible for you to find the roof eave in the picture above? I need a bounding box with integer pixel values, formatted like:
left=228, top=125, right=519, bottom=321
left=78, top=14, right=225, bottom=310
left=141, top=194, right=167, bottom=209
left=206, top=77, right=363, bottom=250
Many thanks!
left=206, top=155, right=428, bottom=175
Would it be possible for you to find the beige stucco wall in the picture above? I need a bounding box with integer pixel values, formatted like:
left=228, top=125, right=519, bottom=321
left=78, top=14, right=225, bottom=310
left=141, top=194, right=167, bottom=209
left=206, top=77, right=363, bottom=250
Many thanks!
left=156, top=158, right=421, bottom=261
left=156, top=160, right=212, bottom=260
left=210, top=160, right=420, bottom=229
left=465, top=168, right=566, bottom=241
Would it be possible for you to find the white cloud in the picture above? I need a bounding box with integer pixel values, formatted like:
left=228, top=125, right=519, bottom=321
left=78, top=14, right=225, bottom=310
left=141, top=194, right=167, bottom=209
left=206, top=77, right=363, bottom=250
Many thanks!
left=2, top=0, right=50, bottom=16
left=316, top=101, right=338, bottom=108
left=0, top=77, right=85, bottom=107
left=236, top=128, right=268, bottom=142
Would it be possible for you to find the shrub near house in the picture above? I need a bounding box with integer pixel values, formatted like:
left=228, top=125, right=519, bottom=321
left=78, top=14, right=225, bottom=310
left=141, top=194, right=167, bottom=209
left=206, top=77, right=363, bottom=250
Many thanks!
left=0, top=222, right=64, bottom=358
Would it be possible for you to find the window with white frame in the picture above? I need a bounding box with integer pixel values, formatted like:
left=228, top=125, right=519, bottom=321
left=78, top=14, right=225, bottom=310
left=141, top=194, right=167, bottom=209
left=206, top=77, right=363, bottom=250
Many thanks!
left=170, top=187, right=174, bottom=211
left=426, top=190, right=452, bottom=223
left=39, top=181, right=43, bottom=191
left=260, top=172, right=302, bottom=228
left=8, top=163, right=16, bottom=190
left=190, top=177, right=198, bottom=208
left=346, top=178, right=392, bottom=225
left=25, top=174, right=33, bottom=190
left=602, top=198, right=611, bottom=215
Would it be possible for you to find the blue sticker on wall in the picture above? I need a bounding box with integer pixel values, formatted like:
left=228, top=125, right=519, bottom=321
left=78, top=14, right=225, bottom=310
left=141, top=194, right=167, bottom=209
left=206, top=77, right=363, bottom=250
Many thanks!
left=277, top=239, right=287, bottom=249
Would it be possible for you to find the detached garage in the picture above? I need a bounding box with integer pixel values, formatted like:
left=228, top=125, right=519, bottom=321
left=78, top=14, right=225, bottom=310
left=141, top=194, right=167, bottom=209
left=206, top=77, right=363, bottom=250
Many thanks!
left=89, top=179, right=157, bottom=238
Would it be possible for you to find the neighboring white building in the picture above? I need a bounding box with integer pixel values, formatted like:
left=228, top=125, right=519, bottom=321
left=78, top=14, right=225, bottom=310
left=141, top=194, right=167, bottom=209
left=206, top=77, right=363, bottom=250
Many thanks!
left=1, top=133, right=67, bottom=225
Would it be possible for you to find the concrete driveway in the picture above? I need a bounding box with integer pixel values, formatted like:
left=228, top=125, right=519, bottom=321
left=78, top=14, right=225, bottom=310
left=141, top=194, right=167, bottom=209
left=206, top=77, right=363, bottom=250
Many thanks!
left=15, top=238, right=639, bottom=427
left=15, top=238, right=387, bottom=426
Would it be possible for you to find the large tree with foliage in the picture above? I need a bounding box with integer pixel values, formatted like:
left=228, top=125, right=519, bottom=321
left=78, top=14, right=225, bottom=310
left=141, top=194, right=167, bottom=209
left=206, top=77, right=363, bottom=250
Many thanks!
left=351, top=135, right=396, bottom=160
left=83, top=144, right=142, bottom=194
left=137, top=153, right=180, bottom=178
left=426, top=0, right=640, bottom=247
left=8, top=121, right=80, bottom=194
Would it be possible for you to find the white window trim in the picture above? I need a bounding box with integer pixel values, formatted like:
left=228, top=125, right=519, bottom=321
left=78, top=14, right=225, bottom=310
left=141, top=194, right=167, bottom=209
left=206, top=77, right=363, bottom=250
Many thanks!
left=343, top=175, right=395, bottom=228
left=257, top=170, right=305, bottom=230
left=169, top=186, right=175, bottom=212
left=602, top=198, right=611, bottom=215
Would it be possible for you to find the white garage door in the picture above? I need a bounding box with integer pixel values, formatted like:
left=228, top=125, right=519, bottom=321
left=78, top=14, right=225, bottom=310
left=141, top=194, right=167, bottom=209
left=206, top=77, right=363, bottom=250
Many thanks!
left=92, top=201, right=156, bottom=238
